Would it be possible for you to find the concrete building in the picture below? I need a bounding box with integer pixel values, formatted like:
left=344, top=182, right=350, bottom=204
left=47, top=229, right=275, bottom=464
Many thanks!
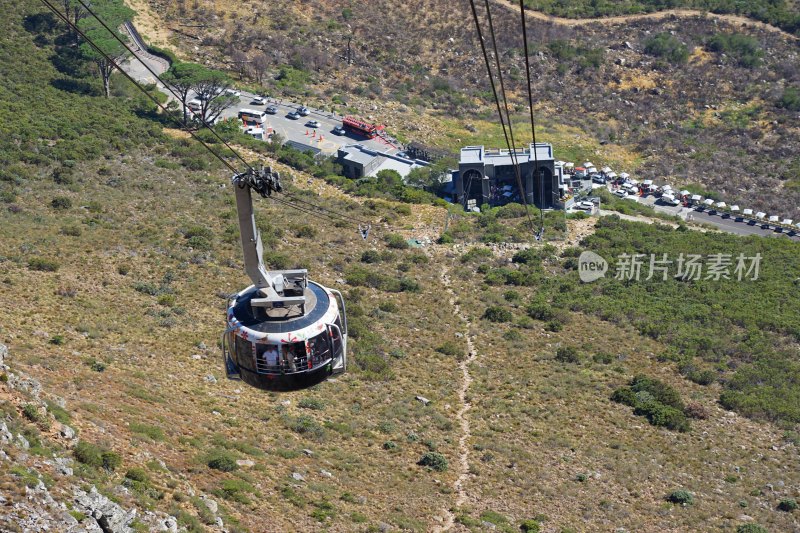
left=337, top=144, right=429, bottom=180
left=457, top=143, right=561, bottom=210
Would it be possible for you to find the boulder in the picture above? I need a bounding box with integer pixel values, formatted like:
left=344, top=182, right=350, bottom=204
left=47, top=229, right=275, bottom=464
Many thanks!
left=74, top=486, right=137, bottom=533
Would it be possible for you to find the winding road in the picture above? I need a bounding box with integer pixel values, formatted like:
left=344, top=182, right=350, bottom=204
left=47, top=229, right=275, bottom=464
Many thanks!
left=492, top=0, right=798, bottom=41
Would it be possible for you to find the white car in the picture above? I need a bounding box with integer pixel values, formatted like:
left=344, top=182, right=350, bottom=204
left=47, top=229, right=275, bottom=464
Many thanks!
left=225, top=89, right=242, bottom=98
left=577, top=201, right=594, bottom=210
left=613, top=190, right=627, bottom=198
left=251, top=96, right=266, bottom=105
left=298, top=106, right=310, bottom=116
left=305, top=120, right=321, bottom=128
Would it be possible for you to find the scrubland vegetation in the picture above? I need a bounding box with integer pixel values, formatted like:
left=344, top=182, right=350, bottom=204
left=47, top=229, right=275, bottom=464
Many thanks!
left=0, top=0, right=799, bottom=532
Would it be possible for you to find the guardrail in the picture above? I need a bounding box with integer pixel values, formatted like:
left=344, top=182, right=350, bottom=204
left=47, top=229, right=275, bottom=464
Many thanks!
left=122, top=21, right=170, bottom=73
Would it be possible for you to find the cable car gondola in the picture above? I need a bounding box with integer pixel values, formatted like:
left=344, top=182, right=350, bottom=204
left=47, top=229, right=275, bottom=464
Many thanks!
left=221, top=167, right=347, bottom=391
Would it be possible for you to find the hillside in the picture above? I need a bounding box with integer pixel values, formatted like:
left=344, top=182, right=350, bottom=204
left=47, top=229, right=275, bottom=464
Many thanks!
left=138, top=0, right=800, bottom=220
left=1, top=1, right=800, bottom=532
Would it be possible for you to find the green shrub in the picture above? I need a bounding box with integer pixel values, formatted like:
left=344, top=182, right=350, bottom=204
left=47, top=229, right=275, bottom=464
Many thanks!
left=28, top=257, right=60, bottom=272
left=51, top=196, right=72, bottom=210
left=483, top=306, right=512, bottom=323
left=378, top=301, right=398, bottom=313
left=667, top=490, right=694, bottom=505
left=736, top=524, right=768, bottom=533
left=360, top=249, right=381, bottom=263
left=73, top=441, right=121, bottom=471
left=778, top=498, right=798, bottom=512
left=130, top=423, right=165, bottom=441
left=22, top=404, right=43, bottom=424
left=520, top=519, right=541, bottom=533
left=385, top=233, right=409, bottom=249
left=555, top=346, right=581, bottom=364
left=644, top=33, right=689, bottom=64
left=613, top=377, right=690, bottom=431
left=435, top=341, right=462, bottom=357
left=461, top=247, right=493, bottom=263
left=383, top=440, right=397, bottom=450
left=206, top=450, right=238, bottom=472
left=287, top=415, right=325, bottom=439
left=707, top=33, right=762, bottom=67
left=779, top=87, right=800, bottom=112
left=298, top=397, right=325, bottom=411
left=418, top=451, right=448, bottom=471
left=125, top=467, right=149, bottom=483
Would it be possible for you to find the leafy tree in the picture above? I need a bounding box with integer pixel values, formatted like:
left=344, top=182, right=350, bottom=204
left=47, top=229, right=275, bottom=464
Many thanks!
left=77, top=0, right=134, bottom=98
left=191, top=69, right=236, bottom=125
left=162, top=62, right=209, bottom=126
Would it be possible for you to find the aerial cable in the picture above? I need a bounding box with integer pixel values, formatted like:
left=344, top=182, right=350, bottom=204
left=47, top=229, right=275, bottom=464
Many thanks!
left=71, top=0, right=385, bottom=231
left=38, top=0, right=240, bottom=177
left=72, top=0, right=257, bottom=175
left=468, top=0, right=536, bottom=236
left=482, top=0, right=537, bottom=235
left=39, top=0, right=405, bottom=237
left=517, top=0, right=544, bottom=233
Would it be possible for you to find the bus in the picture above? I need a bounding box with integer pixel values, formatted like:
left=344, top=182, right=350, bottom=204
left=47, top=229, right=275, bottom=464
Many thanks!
left=238, top=108, right=268, bottom=124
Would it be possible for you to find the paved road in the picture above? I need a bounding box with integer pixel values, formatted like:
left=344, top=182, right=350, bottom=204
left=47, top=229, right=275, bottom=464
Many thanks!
left=593, top=188, right=800, bottom=241
left=118, top=23, right=398, bottom=157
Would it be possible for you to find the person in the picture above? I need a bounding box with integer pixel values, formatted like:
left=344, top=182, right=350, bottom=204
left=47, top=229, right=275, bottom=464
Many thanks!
left=262, top=344, right=280, bottom=369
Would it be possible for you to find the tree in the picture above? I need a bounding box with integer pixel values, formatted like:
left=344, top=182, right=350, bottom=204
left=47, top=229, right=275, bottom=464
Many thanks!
left=77, top=0, right=134, bottom=98
left=249, top=51, right=270, bottom=85
left=192, top=69, right=236, bottom=125
left=162, top=62, right=207, bottom=126
left=61, top=0, right=88, bottom=44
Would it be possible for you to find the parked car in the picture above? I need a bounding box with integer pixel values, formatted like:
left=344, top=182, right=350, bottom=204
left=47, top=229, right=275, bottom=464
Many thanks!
left=613, top=190, right=627, bottom=198
left=305, top=120, right=321, bottom=128
left=332, top=125, right=346, bottom=135
left=251, top=96, right=266, bottom=105
left=224, top=89, right=242, bottom=97
left=576, top=201, right=595, bottom=210
left=298, top=106, right=310, bottom=116
left=265, top=105, right=278, bottom=114
left=286, top=111, right=301, bottom=120
left=591, top=174, right=606, bottom=184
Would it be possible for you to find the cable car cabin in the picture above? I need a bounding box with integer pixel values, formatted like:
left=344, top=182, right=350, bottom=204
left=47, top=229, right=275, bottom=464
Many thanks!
left=223, top=273, right=347, bottom=391
left=221, top=166, right=347, bottom=391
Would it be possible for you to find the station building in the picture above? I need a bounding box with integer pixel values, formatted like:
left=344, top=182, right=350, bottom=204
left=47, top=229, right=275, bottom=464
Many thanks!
left=456, top=143, right=562, bottom=210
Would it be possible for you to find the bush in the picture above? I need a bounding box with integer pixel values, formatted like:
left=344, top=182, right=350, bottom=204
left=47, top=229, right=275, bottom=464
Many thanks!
left=667, top=490, right=694, bottom=505
left=684, top=402, right=708, bottom=420
left=483, top=306, right=512, bottom=323
left=555, top=346, right=581, bottom=364
left=206, top=450, right=238, bottom=472
left=644, top=33, right=689, bottom=64
left=28, top=257, right=60, bottom=272
left=435, top=341, right=462, bottom=357
left=418, top=451, right=448, bottom=471
left=385, top=233, right=409, bottom=249
left=779, top=87, right=800, bottom=111
left=736, top=524, right=768, bottom=533
left=298, top=397, right=325, bottom=410
left=520, top=520, right=541, bottom=533
left=360, top=249, right=381, bottom=263
left=73, top=441, right=121, bottom=471
left=778, top=498, right=798, bottom=512
left=51, top=196, right=72, bottom=210
left=707, top=33, right=762, bottom=67
left=125, top=467, right=149, bottom=483
left=612, top=376, right=690, bottom=432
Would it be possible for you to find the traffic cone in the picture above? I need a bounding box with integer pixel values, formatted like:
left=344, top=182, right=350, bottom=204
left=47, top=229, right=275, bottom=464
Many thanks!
left=319, top=135, right=324, bottom=142
left=305, top=130, right=309, bottom=136
left=311, top=130, right=316, bottom=137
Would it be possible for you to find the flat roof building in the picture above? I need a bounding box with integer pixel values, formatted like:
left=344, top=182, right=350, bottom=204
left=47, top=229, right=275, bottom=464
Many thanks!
left=457, top=143, right=561, bottom=210
left=337, top=144, right=429, bottom=180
